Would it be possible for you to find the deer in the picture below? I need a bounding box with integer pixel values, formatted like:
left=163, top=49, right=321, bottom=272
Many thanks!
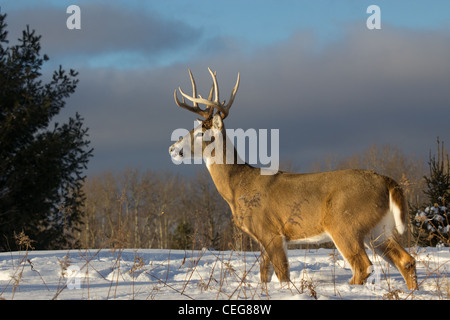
left=168, top=68, right=418, bottom=290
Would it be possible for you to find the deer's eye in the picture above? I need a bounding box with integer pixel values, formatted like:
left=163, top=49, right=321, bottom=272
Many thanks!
left=195, top=131, right=204, bottom=138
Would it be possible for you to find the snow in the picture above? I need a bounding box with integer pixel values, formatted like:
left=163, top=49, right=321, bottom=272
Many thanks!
left=0, top=246, right=448, bottom=300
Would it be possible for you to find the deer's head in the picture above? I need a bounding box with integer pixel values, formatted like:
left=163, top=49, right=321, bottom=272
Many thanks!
left=169, top=68, right=240, bottom=164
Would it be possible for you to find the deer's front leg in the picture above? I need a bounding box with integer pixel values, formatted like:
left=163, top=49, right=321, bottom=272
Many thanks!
left=260, top=234, right=290, bottom=284
left=260, top=249, right=274, bottom=283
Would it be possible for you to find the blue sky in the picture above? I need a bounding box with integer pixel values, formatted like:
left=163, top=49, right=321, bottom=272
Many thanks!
left=2, top=1, right=450, bottom=175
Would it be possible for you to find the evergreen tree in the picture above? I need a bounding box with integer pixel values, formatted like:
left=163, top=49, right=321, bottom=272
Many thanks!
left=171, top=221, right=193, bottom=249
left=0, top=11, right=93, bottom=250
left=412, top=138, right=450, bottom=246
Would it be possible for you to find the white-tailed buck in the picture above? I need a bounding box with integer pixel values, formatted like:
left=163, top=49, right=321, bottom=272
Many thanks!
left=169, top=68, right=418, bottom=290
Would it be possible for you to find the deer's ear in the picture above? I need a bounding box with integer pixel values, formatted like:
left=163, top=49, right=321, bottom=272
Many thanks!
left=212, top=113, right=223, bottom=130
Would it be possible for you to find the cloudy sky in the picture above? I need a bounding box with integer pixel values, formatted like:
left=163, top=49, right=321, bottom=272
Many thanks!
left=3, top=0, right=450, bottom=176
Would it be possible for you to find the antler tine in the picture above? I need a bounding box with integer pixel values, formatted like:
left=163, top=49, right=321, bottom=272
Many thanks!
left=207, top=67, right=219, bottom=105
left=219, top=72, right=240, bottom=119
left=208, top=69, right=217, bottom=103
left=188, top=69, right=198, bottom=108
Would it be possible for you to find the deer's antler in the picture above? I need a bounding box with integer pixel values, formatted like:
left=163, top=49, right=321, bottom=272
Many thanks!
left=174, top=68, right=240, bottom=120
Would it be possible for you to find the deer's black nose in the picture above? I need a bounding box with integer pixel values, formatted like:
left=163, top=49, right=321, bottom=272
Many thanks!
left=169, top=145, right=183, bottom=157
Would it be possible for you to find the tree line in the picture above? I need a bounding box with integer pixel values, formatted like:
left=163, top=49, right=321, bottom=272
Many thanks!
left=78, top=168, right=256, bottom=251
left=74, top=141, right=449, bottom=251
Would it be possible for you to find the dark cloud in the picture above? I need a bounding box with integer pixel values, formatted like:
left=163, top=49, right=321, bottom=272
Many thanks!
left=4, top=3, right=449, bottom=174
left=64, top=23, right=450, bottom=173
left=70, top=22, right=449, bottom=174
left=205, top=25, right=450, bottom=170
left=6, top=4, right=202, bottom=62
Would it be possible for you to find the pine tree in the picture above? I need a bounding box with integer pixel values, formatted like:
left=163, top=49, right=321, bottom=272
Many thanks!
left=171, top=221, right=193, bottom=249
left=0, top=11, right=93, bottom=250
left=412, top=138, right=450, bottom=246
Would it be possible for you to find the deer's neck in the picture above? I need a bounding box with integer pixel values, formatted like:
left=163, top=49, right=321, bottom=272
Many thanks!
left=204, top=134, right=259, bottom=204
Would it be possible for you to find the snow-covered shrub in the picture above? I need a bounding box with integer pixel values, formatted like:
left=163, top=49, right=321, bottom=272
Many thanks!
left=414, top=199, right=449, bottom=246
left=412, top=139, right=449, bottom=246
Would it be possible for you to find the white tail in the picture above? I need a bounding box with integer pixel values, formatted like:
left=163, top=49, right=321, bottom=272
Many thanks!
left=391, top=192, right=406, bottom=235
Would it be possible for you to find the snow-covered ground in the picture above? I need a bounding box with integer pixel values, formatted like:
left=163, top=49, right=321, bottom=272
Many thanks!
left=0, top=246, right=448, bottom=300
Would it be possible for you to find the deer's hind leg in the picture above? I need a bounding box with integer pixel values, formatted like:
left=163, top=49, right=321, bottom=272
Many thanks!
left=372, top=237, right=418, bottom=290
